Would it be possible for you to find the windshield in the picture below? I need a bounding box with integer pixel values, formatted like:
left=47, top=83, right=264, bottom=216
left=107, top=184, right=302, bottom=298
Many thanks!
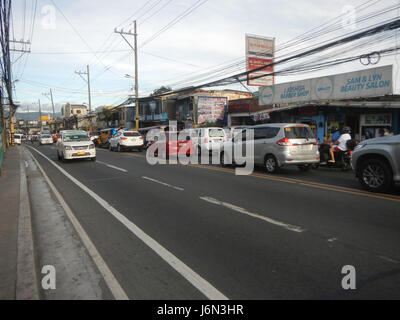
left=285, top=126, right=315, bottom=139
left=64, top=134, right=90, bottom=142
left=41, top=135, right=51, bottom=139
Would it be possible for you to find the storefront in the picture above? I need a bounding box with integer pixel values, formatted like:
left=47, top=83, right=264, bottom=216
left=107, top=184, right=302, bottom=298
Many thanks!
left=227, top=98, right=273, bottom=127
left=269, top=98, right=400, bottom=143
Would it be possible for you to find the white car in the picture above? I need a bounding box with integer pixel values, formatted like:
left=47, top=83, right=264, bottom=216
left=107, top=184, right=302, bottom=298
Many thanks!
left=196, top=127, right=227, bottom=154
left=109, top=130, right=144, bottom=152
left=223, top=126, right=248, bottom=141
left=56, top=131, right=96, bottom=162
left=39, top=134, right=53, bottom=145
left=14, top=134, right=23, bottom=145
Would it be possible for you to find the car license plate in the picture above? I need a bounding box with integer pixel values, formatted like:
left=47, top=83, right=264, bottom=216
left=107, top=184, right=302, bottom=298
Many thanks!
left=77, top=152, right=86, bottom=156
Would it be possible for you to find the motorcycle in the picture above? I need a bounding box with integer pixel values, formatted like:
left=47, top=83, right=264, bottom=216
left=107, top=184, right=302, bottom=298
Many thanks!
left=313, top=139, right=359, bottom=171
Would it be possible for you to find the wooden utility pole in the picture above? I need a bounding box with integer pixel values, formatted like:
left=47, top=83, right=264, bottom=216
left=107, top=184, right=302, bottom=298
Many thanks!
left=115, top=21, right=140, bottom=130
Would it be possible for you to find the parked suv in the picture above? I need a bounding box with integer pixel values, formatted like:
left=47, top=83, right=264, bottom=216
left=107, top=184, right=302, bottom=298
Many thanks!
left=109, top=130, right=144, bottom=152
left=351, top=134, right=400, bottom=192
left=220, top=123, right=320, bottom=173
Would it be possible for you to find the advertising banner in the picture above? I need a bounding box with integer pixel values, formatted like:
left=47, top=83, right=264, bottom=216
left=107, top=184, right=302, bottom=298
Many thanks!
left=246, top=34, right=275, bottom=87
left=259, top=65, right=393, bottom=106
left=197, top=96, right=228, bottom=124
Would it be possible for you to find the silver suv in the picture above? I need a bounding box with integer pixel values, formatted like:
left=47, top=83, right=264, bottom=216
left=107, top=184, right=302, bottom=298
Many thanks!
left=220, top=123, right=320, bottom=173
left=351, top=134, right=400, bottom=192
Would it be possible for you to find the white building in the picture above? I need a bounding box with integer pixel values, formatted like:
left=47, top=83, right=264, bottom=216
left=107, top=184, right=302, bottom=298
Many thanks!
left=61, top=103, right=88, bottom=118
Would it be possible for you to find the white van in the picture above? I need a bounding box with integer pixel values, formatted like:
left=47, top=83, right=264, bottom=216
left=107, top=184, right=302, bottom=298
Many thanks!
left=196, top=127, right=227, bottom=154
left=14, top=134, right=23, bottom=145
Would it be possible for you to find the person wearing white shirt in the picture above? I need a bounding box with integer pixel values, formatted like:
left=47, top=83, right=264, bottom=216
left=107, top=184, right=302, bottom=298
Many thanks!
left=329, top=127, right=352, bottom=163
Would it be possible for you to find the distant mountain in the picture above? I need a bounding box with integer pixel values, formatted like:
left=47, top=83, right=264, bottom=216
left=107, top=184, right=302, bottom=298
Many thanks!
left=16, top=112, right=62, bottom=121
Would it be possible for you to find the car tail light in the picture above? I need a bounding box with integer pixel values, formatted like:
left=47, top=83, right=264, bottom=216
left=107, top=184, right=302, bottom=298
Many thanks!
left=276, top=138, right=293, bottom=146
left=205, top=138, right=209, bottom=143
left=121, top=137, right=127, bottom=140
left=139, top=136, right=143, bottom=140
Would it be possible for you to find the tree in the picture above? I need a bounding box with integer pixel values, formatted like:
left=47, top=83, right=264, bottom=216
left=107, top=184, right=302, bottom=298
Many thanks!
left=100, top=108, right=113, bottom=127
left=151, top=86, right=172, bottom=96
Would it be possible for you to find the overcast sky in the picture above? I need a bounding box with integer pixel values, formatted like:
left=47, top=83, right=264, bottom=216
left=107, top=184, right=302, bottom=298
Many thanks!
left=11, top=0, right=400, bottom=113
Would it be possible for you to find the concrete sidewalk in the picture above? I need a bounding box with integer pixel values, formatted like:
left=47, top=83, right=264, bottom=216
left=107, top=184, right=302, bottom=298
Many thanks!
left=0, top=147, right=21, bottom=299
left=0, top=146, right=39, bottom=300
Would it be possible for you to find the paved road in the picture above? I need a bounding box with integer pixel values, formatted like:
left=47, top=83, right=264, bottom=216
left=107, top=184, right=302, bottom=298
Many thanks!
left=25, top=143, right=400, bottom=299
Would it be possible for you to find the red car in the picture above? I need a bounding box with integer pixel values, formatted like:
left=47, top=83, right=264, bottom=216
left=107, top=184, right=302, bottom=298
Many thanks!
left=149, top=132, right=194, bottom=159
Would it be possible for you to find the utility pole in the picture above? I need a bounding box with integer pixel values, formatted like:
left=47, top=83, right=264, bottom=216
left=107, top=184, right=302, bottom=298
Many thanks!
left=43, top=89, right=56, bottom=133
left=115, top=21, right=140, bottom=130
left=38, top=99, right=42, bottom=132
left=75, top=65, right=92, bottom=113
left=43, top=89, right=56, bottom=121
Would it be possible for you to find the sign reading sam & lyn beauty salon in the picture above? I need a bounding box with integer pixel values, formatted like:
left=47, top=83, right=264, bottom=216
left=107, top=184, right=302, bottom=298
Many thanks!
left=259, top=65, right=393, bottom=106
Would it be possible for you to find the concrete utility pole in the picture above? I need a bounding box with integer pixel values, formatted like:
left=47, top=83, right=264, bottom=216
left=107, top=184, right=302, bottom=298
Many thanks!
left=75, top=65, right=92, bottom=113
left=43, top=89, right=56, bottom=121
left=38, top=99, right=42, bottom=132
left=115, top=21, right=140, bottom=130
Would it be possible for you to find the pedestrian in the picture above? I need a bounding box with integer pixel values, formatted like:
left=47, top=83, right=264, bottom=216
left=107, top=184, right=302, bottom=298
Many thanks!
left=384, top=128, right=394, bottom=137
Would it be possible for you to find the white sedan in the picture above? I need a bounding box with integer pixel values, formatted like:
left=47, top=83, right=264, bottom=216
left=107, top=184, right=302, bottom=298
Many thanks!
left=109, top=130, right=144, bottom=152
left=39, top=134, right=53, bottom=145
left=56, top=131, right=96, bottom=162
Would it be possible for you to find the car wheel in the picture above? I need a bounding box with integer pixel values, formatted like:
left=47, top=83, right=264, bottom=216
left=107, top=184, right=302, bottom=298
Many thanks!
left=264, top=155, right=279, bottom=174
left=358, top=158, right=393, bottom=192
left=298, top=164, right=311, bottom=172
left=91, top=157, right=96, bottom=162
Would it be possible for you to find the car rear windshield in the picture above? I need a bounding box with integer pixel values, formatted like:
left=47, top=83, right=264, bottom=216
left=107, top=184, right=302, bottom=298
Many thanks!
left=41, top=135, right=51, bottom=138
left=209, top=129, right=225, bottom=137
left=15, top=135, right=22, bottom=139
left=123, top=132, right=141, bottom=137
left=64, top=134, right=90, bottom=142
left=285, top=126, right=315, bottom=139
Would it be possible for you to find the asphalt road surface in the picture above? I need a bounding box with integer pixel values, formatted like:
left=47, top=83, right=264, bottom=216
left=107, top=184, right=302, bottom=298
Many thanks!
left=24, top=143, right=400, bottom=299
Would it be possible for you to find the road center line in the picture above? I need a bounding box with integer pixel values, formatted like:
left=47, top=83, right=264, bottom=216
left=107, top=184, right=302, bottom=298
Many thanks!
left=97, top=161, right=128, bottom=173
left=200, top=196, right=306, bottom=233
left=142, top=176, right=184, bottom=191
left=26, top=146, right=227, bottom=300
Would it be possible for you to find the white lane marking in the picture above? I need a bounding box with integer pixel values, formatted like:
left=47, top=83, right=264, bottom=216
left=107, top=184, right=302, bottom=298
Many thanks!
left=142, top=176, right=184, bottom=191
left=97, top=161, right=128, bottom=173
left=327, top=237, right=338, bottom=243
left=200, top=196, right=305, bottom=233
left=378, top=255, right=400, bottom=264
left=26, top=146, right=228, bottom=300
left=26, top=149, right=129, bottom=300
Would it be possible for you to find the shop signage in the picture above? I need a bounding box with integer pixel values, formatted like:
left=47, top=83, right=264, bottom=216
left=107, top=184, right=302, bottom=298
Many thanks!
left=259, top=65, right=393, bottom=106
left=197, top=96, right=227, bottom=124
left=246, top=34, right=275, bottom=87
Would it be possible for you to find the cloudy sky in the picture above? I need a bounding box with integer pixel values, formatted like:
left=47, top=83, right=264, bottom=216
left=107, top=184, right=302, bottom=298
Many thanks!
left=10, top=0, right=400, bottom=113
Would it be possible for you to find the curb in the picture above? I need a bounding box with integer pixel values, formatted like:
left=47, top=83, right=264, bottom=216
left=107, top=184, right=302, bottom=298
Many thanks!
left=16, top=148, right=39, bottom=300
